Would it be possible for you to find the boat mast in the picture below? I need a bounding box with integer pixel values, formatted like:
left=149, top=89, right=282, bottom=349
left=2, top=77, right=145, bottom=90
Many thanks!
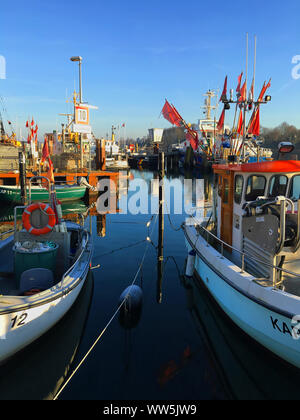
left=0, top=112, right=5, bottom=142
left=242, top=33, right=248, bottom=161
left=201, top=90, right=217, bottom=152
left=253, top=35, right=257, bottom=102
left=201, top=90, right=217, bottom=120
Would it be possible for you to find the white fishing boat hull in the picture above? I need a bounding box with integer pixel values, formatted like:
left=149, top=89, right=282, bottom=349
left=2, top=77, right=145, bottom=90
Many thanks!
left=184, top=224, right=300, bottom=369
left=0, top=229, right=92, bottom=364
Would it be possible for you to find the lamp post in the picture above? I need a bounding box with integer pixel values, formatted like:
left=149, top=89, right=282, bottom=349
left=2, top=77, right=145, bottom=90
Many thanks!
left=70, top=56, right=83, bottom=169
left=70, top=56, right=83, bottom=104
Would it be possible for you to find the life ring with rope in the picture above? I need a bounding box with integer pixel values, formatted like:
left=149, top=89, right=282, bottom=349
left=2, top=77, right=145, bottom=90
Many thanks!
left=22, top=203, right=56, bottom=236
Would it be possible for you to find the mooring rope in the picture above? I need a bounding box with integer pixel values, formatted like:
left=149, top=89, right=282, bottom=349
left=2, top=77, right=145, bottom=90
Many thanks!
left=53, top=213, right=159, bottom=400
left=164, top=201, right=184, bottom=232
left=95, top=239, right=147, bottom=259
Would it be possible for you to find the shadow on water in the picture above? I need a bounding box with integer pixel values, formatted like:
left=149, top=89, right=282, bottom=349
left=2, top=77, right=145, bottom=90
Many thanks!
left=183, top=274, right=300, bottom=400
left=0, top=272, right=94, bottom=400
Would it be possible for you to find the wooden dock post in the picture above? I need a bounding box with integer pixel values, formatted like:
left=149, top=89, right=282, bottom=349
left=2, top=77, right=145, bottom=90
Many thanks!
left=18, top=151, right=27, bottom=205
left=157, top=151, right=164, bottom=304
left=96, top=139, right=106, bottom=171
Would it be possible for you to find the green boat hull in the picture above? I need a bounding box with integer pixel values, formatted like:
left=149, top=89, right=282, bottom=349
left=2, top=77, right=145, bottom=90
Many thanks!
left=0, top=185, right=87, bottom=204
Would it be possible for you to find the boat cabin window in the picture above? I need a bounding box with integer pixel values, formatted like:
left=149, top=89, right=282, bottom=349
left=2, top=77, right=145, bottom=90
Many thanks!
left=268, top=175, right=288, bottom=197
left=218, top=175, right=222, bottom=197
left=245, top=175, right=266, bottom=201
left=223, top=179, right=229, bottom=203
left=289, top=175, right=300, bottom=201
left=234, top=175, right=244, bottom=204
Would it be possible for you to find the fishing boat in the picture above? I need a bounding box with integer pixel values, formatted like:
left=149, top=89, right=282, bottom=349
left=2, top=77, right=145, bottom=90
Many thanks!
left=174, top=89, right=273, bottom=172
left=175, top=90, right=219, bottom=172
left=0, top=182, right=86, bottom=204
left=0, top=176, right=93, bottom=364
left=183, top=137, right=300, bottom=369
left=181, top=39, right=300, bottom=369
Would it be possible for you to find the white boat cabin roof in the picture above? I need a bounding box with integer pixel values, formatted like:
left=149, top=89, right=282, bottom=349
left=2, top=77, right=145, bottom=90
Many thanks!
left=213, top=160, right=300, bottom=250
left=213, top=160, right=300, bottom=204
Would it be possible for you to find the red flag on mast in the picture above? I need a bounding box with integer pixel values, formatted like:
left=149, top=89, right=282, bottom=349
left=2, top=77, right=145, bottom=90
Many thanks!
left=41, top=136, right=50, bottom=163
left=46, top=158, right=55, bottom=184
left=186, top=129, right=199, bottom=151
left=258, top=78, right=271, bottom=102
left=238, top=82, right=247, bottom=102
left=171, top=103, right=184, bottom=124
left=249, top=107, right=260, bottom=136
left=161, top=100, right=182, bottom=127
left=217, top=108, right=225, bottom=132
left=41, top=136, right=55, bottom=185
left=236, top=72, right=243, bottom=94
left=237, top=108, right=244, bottom=135
left=219, top=76, right=228, bottom=102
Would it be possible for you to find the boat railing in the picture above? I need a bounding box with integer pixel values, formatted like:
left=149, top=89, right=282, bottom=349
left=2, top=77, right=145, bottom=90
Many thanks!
left=0, top=229, right=14, bottom=239
left=194, top=222, right=300, bottom=289
left=28, top=176, right=51, bottom=203
left=59, top=230, right=90, bottom=289
left=14, top=206, right=26, bottom=235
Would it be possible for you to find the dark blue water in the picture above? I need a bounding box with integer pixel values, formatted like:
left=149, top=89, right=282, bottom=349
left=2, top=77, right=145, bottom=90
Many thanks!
left=1, top=169, right=300, bottom=400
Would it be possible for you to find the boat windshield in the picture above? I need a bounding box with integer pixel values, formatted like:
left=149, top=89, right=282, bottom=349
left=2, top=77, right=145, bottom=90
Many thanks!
left=245, top=175, right=266, bottom=201
left=268, top=175, right=288, bottom=198
left=289, top=175, right=300, bottom=201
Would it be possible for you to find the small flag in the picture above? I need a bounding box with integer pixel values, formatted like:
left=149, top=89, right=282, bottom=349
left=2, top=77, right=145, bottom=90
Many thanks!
left=161, top=100, right=182, bottom=127
left=248, top=107, right=260, bottom=136
left=238, top=82, right=247, bottom=102
left=236, top=72, right=243, bottom=94
left=257, top=79, right=271, bottom=102
left=46, top=158, right=55, bottom=183
left=217, top=108, right=225, bottom=132
left=237, top=108, right=244, bottom=135
left=186, top=129, right=199, bottom=151
left=219, top=76, right=228, bottom=102
left=41, top=137, right=50, bottom=163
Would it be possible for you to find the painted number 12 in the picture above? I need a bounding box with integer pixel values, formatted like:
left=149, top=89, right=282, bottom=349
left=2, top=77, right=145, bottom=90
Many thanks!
left=11, top=313, right=28, bottom=329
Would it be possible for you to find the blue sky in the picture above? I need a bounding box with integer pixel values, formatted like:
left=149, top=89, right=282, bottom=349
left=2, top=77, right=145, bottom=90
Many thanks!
left=1, top=0, right=300, bottom=140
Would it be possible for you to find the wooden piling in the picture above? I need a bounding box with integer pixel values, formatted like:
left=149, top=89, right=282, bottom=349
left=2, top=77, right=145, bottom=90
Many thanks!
left=157, top=151, right=164, bottom=304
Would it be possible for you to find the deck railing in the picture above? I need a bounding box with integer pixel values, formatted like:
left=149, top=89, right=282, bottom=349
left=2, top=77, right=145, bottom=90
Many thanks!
left=193, top=221, right=300, bottom=289
left=0, top=229, right=14, bottom=239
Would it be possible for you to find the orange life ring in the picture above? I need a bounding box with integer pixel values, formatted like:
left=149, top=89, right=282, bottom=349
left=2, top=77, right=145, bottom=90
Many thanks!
left=22, top=203, right=56, bottom=236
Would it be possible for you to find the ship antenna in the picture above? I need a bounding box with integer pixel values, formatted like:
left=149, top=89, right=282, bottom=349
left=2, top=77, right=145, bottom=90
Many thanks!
left=241, top=32, right=249, bottom=161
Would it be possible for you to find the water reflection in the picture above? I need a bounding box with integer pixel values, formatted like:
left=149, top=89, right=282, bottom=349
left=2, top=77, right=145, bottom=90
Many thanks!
left=1, top=167, right=294, bottom=400
left=183, top=275, right=300, bottom=400
left=0, top=272, right=94, bottom=400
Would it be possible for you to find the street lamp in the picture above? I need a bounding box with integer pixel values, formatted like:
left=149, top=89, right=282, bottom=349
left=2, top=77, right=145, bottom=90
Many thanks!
left=70, top=56, right=83, bottom=104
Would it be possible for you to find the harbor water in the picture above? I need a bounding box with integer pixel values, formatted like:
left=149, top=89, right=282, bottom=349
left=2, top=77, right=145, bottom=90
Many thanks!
left=1, top=169, right=300, bottom=400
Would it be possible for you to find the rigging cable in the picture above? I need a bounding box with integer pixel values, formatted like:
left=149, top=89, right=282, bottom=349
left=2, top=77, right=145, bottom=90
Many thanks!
left=53, top=212, right=159, bottom=400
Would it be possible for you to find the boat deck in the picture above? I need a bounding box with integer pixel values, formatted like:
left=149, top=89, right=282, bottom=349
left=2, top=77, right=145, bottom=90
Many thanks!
left=0, top=243, right=18, bottom=295
left=203, top=228, right=300, bottom=298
